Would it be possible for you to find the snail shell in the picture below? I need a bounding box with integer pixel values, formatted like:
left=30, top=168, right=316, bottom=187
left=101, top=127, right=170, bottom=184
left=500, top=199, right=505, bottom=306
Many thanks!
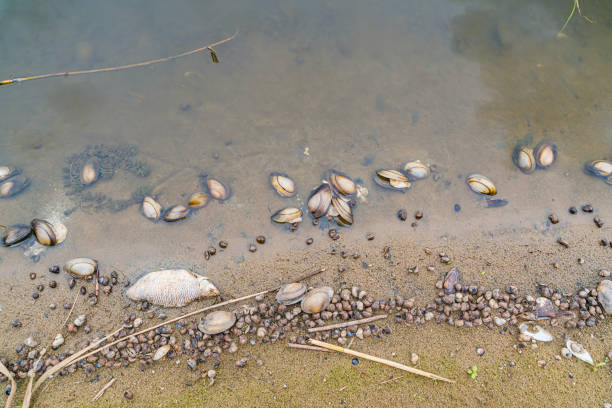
left=512, top=146, right=536, bottom=174
left=0, top=175, right=30, bottom=198
left=1, top=224, right=32, bottom=247
left=307, top=184, right=332, bottom=218
left=270, top=173, right=296, bottom=197
left=534, top=142, right=557, bottom=168
left=466, top=174, right=497, bottom=196
left=63, top=258, right=98, bottom=277
left=271, top=207, right=302, bottom=224
left=198, top=310, right=236, bottom=334
left=142, top=196, right=163, bottom=221
left=126, top=269, right=219, bottom=307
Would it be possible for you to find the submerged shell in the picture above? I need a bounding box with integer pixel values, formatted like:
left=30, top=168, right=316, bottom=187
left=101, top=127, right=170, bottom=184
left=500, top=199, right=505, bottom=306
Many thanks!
left=80, top=158, right=100, bottom=186
left=53, top=223, right=68, bottom=245
left=188, top=192, right=210, bottom=209
left=403, top=161, right=430, bottom=180
left=443, top=267, right=460, bottom=294
left=152, top=345, right=172, bottom=361
left=375, top=169, right=412, bottom=191
left=126, top=269, right=219, bottom=307
left=331, top=195, right=353, bottom=225
left=164, top=205, right=190, bottom=222
left=63, top=258, right=98, bottom=277
left=466, top=174, right=497, bottom=196
left=270, top=173, right=296, bottom=197
left=276, top=282, right=307, bottom=305
left=204, top=176, right=231, bottom=201
left=301, top=287, right=333, bottom=314
left=271, top=207, right=302, bottom=224
left=0, top=166, right=20, bottom=182
left=307, top=184, right=332, bottom=218
left=518, top=323, right=553, bottom=342
left=0, top=175, right=30, bottom=198
left=513, top=146, right=536, bottom=174
left=142, top=196, right=163, bottom=221
left=329, top=170, right=356, bottom=196
left=566, top=339, right=594, bottom=365
left=1, top=224, right=32, bottom=247
left=534, top=142, right=557, bottom=168
left=31, top=219, right=57, bottom=246
left=585, top=160, right=612, bottom=178
left=198, top=311, right=236, bottom=334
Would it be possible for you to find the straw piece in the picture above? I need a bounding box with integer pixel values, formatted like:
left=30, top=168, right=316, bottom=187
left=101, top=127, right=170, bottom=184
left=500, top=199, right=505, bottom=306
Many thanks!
left=61, top=291, right=80, bottom=330
left=307, top=314, right=388, bottom=333
left=92, top=377, right=116, bottom=402
left=0, top=361, right=16, bottom=408
left=308, top=339, right=455, bottom=383
left=287, top=343, right=332, bottom=352
left=22, top=374, right=34, bottom=408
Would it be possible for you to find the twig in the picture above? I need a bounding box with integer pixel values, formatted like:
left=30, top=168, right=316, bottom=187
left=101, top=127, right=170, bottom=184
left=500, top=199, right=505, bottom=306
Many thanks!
left=0, top=30, right=239, bottom=86
left=61, top=291, right=80, bottom=330
left=308, top=340, right=455, bottom=383
left=92, top=377, right=116, bottom=402
left=95, top=266, right=100, bottom=298
left=308, top=314, right=388, bottom=333
left=351, top=366, right=371, bottom=377
left=379, top=375, right=405, bottom=385
left=287, top=343, right=332, bottom=352
left=0, top=361, right=16, bottom=408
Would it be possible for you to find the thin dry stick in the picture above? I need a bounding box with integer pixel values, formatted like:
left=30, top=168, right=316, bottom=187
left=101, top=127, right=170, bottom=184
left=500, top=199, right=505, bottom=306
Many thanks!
left=22, top=374, right=34, bottom=408
left=307, top=314, right=388, bottom=333
left=286, top=343, right=332, bottom=352
left=308, top=340, right=455, bottom=384
left=379, top=375, right=406, bottom=385
left=0, top=30, right=238, bottom=86
left=61, top=291, right=80, bottom=330
left=92, top=377, right=116, bottom=402
left=0, top=361, right=16, bottom=408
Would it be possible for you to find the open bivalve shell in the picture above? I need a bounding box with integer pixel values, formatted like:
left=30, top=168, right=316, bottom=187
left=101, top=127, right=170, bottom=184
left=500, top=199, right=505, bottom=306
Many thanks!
left=518, top=323, right=553, bottom=342
left=31, top=219, right=67, bottom=246
left=307, top=184, right=332, bottom=218
left=466, top=174, right=497, bottom=196
left=270, top=173, right=296, bottom=197
left=271, top=207, right=302, bottom=224
left=0, top=174, right=30, bottom=198
left=374, top=169, right=411, bottom=191
left=585, top=160, right=612, bottom=178
left=276, top=282, right=307, bottom=305
left=198, top=310, right=236, bottom=335
left=0, top=166, right=21, bottom=182
left=566, top=338, right=594, bottom=365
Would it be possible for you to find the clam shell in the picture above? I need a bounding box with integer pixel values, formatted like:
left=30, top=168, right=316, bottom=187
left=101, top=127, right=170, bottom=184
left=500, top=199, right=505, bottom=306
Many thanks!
left=63, top=258, right=98, bottom=277
left=403, top=161, right=430, bottom=180
left=188, top=192, right=210, bottom=209
left=443, top=267, right=460, bottom=294
left=271, top=207, right=302, bottom=224
left=163, top=205, right=190, bottom=222
left=152, top=345, right=172, bottom=361
left=1, top=224, right=32, bottom=247
left=307, top=184, right=332, bottom=218
left=31, top=219, right=57, bottom=246
left=80, top=158, right=99, bottom=186
left=53, top=223, right=68, bottom=245
left=466, top=174, right=497, bottom=196
left=301, top=287, right=333, bottom=314
left=142, top=196, right=163, bottom=221
left=585, top=160, right=612, bottom=178
left=534, top=142, right=557, bottom=168
left=374, top=169, right=411, bottom=191
left=328, top=170, right=356, bottom=196
left=270, top=173, right=296, bottom=197
left=276, top=282, right=307, bottom=305
left=512, top=146, right=536, bottom=174
left=0, top=175, right=30, bottom=198
left=518, top=323, right=553, bottom=342
left=597, top=279, right=611, bottom=315
left=198, top=310, right=236, bottom=334
left=126, top=269, right=219, bottom=307
left=203, top=176, right=231, bottom=201
left=566, top=339, right=594, bottom=365
left=331, top=195, right=353, bottom=225
left=0, top=166, right=21, bottom=182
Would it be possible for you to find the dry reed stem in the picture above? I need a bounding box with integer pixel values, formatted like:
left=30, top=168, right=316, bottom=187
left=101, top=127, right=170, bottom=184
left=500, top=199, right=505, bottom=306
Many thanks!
left=307, top=314, right=388, bottom=333
left=92, top=377, right=116, bottom=402
left=286, top=343, right=332, bottom=352
left=61, top=291, right=80, bottom=330
left=0, top=361, right=16, bottom=408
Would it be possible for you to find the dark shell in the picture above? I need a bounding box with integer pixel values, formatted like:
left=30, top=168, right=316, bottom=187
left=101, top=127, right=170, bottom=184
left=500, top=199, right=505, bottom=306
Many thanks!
left=534, top=142, right=557, bottom=169
left=31, top=219, right=57, bottom=246
left=1, top=224, right=32, bottom=247
left=202, top=175, right=231, bottom=201
left=307, top=184, right=332, bottom=218
left=0, top=175, right=30, bottom=198
left=163, top=205, right=190, bottom=222
left=443, top=267, right=460, bottom=294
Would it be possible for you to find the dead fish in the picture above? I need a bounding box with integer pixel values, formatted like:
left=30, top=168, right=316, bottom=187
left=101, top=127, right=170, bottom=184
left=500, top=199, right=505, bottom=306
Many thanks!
left=126, top=269, right=219, bottom=307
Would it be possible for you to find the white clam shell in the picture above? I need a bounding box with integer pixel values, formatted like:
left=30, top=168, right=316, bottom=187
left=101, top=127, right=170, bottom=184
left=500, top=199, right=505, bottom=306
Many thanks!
left=198, top=310, right=236, bottom=334
left=270, top=173, right=296, bottom=197
left=329, top=170, right=356, bottom=196
left=152, top=345, right=172, bottom=361
left=276, top=282, right=307, bottom=305
left=142, top=196, right=162, bottom=221
left=518, top=323, right=553, bottom=342
left=64, top=258, right=98, bottom=277
left=566, top=339, right=594, bottom=365
left=301, top=287, right=333, bottom=314
left=271, top=207, right=302, bottom=224
left=466, top=174, right=497, bottom=196
left=403, top=161, right=430, bottom=180
left=126, top=269, right=219, bottom=307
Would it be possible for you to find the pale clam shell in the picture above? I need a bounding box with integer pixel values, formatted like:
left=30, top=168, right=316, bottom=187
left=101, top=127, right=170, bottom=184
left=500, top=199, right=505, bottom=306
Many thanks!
left=374, top=169, right=411, bottom=191
left=566, top=339, right=594, bottom=365
left=271, top=207, right=302, bottom=224
left=163, top=205, right=190, bottom=222
left=0, top=166, right=20, bottom=182
left=307, top=184, right=332, bottom=218
left=518, top=323, right=553, bottom=342
left=585, top=160, right=612, bottom=178
left=270, top=173, right=296, bottom=197
left=329, top=170, right=356, bottom=196
left=276, top=282, right=307, bottom=305
left=403, top=161, right=430, bottom=180
left=331, top=195, right=353, bottom=225
left=204, top=176, right=231, bottom=201
left=466, top=174, right=497, bottom=196
left=534, top=142, right=557, bottom=168
left=0, top=175, right=30, bottom=198
left=198, top=310, right=236, bottom=334
left=63, top=258, right=98, bottom=277
left=301, top=287, right=333, bottom=314
left=152, top=345, right=172, bottom=361
left=142, top=196, right=163, bottom=221
left=513, top=146, right=536, bottom=174
left=80, top=158, right=99, bottom=186
left=31, top=219, right=57, bottom=246
left=53, top=223, right=68, bottom=245
left=126, top=269, right=219, bottom=307
left=188, top=192, right=210, bottom=209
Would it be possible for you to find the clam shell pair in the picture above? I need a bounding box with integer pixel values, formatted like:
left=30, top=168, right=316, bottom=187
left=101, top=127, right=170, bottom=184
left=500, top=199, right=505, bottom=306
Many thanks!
left=0, top=166, right=21, bottom=182
left=202, top=175, right=231, bottom=201
left=466, top=174, right=497, bottom=196
left=374, top=169, right=411, bottom=191
left=271, top=207, right=303, bottom=224
left=1, top=224, right=32, bottom=247
left=270, top=173, right=296, bottom=197
left=301, top=287, right=334, bottom=314
left=126, top=269, right=219, bottom=307
left=0, top=174, right=30, bottom=198
left=306, top=170, right=357, bottom=226
left=276, top=282, right=307, bottom=305
left=64, top=258, right=98, bottom=277
left=141, top=197, right=190, bottom=222
left=198, top=310, right=236, bottom=334
left=31, top=219, right=67, bottom=246
left=513, top=142, right=556, bottom=173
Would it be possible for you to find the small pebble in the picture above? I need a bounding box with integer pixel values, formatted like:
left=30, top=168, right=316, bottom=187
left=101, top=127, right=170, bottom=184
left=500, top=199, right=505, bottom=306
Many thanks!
left=218, top=240, right=228, bottom=249
left=410, top=353, right=419, bottom=365
left=69, top=279, right=76, bottom=289
left=568, top=206, right=577, bottom=214
left=32, top=293, right=39, bottom=299
left=548, top=214, right=559, bottom=224
left=124, top=391, right=133, bottom=400
left=599, top=269, right=611, bottom=278
left=414, top=210, right=423, bottom=220
left=11, top=320, right=21, bottom=328
left=248, top=244, right=257, bottom=253
left=476, top=348, right=485, bottom=356
left=306, top=238, right=313, bottom=245
left=49, top=265, right=60, bottom=274
left=454, top=204, right=461, bottom=212
left=208, top=247, right=217, bottom=256
left=366, top=233, right=375, bottom=241
left=582, top=204, right=593, bottom=213
left=397, top=209, right=407, bottom=221
left=256, top=235, right=266, bottom=244
left=29, top=273, right=36, bottom=280
left=594, top=217, right=604, bottom=228
left=49, top=280, right=57, bottom=288
left=80, top=286, right=87, bottom=295
left=352, top=358, right=359, bottom=365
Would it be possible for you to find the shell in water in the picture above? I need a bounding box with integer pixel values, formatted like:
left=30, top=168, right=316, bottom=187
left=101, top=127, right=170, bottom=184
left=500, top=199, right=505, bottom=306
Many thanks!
left=198, top=310, right=236, bottom=334
left=270, top=173, right=296, bottom=197
left=163, top=205, right=190, bottom=222
left=188, top=192, right=210, bottom=209
left=64, top=258, right=98, bottom=277
left=328, top=170, right=356, bottom=196
left=142, top=196, right=163, bottom=221
left=2, top=224, right=32, bottom=247
left=203, top=176, right=231, bottom=201
left=126, top=269, right=219, bottom=307
left=307, top=184, right=332, bottom=218
left=513, top=146, right=536, bottom=174
left=0, top=166, right=20, bottom=182
left=276, top=282, right=307, bottom=305
left=80, top=158, right=99, bottom=186
left=566, top=338, right=594, bottom=365
left=518, top=323, right=553, bottom=342
left=466, top=174, right=497, bottom=196
left=403, top=161, right=430, bottom=180
left=534, top=142, right=557, bottom=169
left=271, top=207, right=302, bottom=224
left=0, top=175, right=30, bottom=198
left=585, top=160, right=612, bottom=178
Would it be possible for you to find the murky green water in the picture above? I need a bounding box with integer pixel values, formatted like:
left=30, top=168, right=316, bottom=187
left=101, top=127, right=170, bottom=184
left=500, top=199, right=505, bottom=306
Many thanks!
left=1, top=0, right=611, bottom=278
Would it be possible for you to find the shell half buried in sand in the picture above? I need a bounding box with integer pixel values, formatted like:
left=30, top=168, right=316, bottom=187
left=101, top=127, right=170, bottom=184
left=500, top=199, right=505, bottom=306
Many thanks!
left=126, top=269, right=219, bottom=307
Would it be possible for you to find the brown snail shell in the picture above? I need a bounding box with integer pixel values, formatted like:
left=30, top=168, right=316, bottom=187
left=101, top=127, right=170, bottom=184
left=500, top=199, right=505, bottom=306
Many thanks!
left=63, top=258, right=98, bottom=277
left=271, top=207, right=302, bottom=224
left=270, top=173, right=296, bottom=197
left=188, top=192, right=210, bottom=209
left=585, top=160, right=612, bottom=178
left=203, top=176, right=231, bottom=201
left=142, top=196, right=163, bottom=221
left=466, top=174, right=497, bottom=196
left=276, top=282, right=307, bottom=305
left=0, top=175, right=30, bottom=198
left=1, top=224, right=32, bottom=247
left=80, top=158, right=100, bottom=186
left=163, top=205, right=190, bottom=222
left=512, top=146, right=536, bottom=174
left=0, top=166, right=21, bottom=182
left=198, top=311, right=236, bottom=334
left=301, top=287, right=333, bottom=314
left=307, top=183, right=332, bottom=218
left=403, top=161, right=430, bottom=180
left=534, top=142, right=557, bottom=169
left=328, top=170, right=356, bottom=196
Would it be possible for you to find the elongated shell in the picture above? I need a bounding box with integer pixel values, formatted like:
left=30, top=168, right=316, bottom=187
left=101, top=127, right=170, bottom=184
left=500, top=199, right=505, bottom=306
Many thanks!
left=331, top=195, right=353, bottom=225
left=270, top=173, right=296, bottom=197
left=126, top=269, right=219, bottom=307
left=403, top=161, right=430, bottom=180
left=566, top=339, right=593, bottom=365
left=0, top=166, right=20, bottom=182
left=585, top=160, right=612, bottom=178
left=80, top=158, right=99, bottom=186
left=198, top=311, right=236, bottom=334
left=271, top=207, right=302, bottom=224
left=374, top=169, right=411, bottom=191
left=188, top=192, right=209, bottom=209
left=466, top=174, right=497, bottom=196
left=152, top=345, right=172, bottom=361
left=276, top=282, right=307, bottom=305
left=31, top=219, right=57, bottom=246
left=534, top=142, right=557, bottom=168
left=307, top=184, right=332, bottom=218
left=301, top=287, right=333, bottom=314
left=142, top=196, right=163, bottom=221
left=203, top=176, right=231, bottom=201
left=164, top=205, right=190, bottom=222
left=513, top=146, right=536, bottom=174
left=518, top=323, right=553, bottom=342
left=0, top=175, right=30, bottom=198
left=1, top=224, right=32, bottom=247
left=329, top=170, right=356, bottom=196
left=63, top=258, right=98, bottom=277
